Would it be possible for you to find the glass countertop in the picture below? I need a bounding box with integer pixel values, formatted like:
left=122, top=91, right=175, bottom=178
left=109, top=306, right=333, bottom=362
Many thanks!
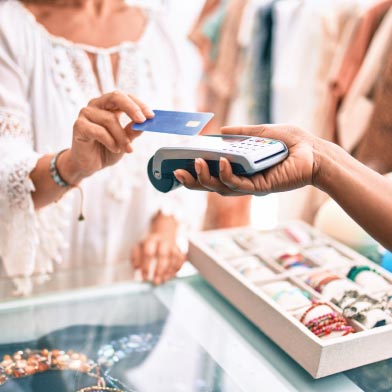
left=0, top=275, right=390, bottom=391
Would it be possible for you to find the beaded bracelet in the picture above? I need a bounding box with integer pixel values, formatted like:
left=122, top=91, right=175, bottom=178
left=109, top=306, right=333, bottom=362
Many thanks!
left=309, top=318, right=349, bottom=333
left=299, top=302, right=333, bottom=324
left=305, top=312, right=345, bottom=329
left=277, top=253, right=311, bottom=270
left=49, top=149, right=85, bottom=221
left=50, top=149, right=70, bottom=187
left=314, top=275, right=342, bottom=293
left=299, top=302, right=355, bottom=338
left=347, top=265, right=380, bottom=282
left=305, top=271, right=343, bottom=293
left=314, top=324, right=355, bottom=338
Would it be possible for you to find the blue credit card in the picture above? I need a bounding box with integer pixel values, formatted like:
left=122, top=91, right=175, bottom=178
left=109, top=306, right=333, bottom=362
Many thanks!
left=132, top=110, right=214, bottom=135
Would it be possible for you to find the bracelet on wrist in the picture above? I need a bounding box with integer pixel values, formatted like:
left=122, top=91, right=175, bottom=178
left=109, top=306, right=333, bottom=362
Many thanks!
left=49, top=149, right=85, bottom=221
left=50, top=149, right=70, bottom=188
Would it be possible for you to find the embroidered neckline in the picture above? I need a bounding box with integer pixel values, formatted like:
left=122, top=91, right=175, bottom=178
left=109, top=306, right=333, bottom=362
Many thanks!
left=14, top=1, right=154, bottom=55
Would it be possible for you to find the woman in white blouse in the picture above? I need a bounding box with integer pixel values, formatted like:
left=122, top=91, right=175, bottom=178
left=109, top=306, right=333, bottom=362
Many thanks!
left=0, top=0, right=251, bottom=295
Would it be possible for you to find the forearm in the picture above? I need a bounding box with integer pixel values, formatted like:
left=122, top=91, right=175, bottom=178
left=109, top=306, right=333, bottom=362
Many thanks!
left=315, top=140, right=392, bottom=250
left=30, top=150, right=84, bottom=209
left=203, top=193, right=251, bottom=230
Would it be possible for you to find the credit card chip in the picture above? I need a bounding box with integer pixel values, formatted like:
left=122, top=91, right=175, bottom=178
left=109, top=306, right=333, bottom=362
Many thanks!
left=186, top=120, right=201, bottom=127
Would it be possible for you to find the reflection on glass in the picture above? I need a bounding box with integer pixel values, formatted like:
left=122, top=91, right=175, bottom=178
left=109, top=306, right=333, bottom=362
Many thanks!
left=345, top=358, right=392, bottom=392
left=0, top=287, right=241, bottom=392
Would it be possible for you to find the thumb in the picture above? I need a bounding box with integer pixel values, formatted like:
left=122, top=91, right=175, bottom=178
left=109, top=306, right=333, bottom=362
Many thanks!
left=221, top=124, right=286, bottom=136
left=221, top=124, right=295, bottom=144
left=125, top=122, right=143, bottom=142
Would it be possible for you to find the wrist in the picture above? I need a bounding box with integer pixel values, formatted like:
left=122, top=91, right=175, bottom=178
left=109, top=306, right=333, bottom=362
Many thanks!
left=150, top=212, right=178, bottom=239
left=56, top=149, right=87, bottom=185
left=312, top=139, right=346, bottom=192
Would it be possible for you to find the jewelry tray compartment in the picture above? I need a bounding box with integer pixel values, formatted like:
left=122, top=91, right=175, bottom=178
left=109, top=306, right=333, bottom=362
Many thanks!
left=188, top=221, right=392, bottom=378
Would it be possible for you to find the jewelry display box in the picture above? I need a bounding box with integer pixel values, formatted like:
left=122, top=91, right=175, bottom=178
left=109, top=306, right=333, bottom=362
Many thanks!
left=188, top=221, right=392, bottom=378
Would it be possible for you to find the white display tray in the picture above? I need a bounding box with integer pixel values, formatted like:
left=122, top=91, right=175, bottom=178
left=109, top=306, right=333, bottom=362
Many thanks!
left=188, top=221, right=392, bottom=378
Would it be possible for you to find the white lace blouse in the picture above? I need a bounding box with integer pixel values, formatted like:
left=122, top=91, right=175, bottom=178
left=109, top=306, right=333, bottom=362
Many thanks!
left=0, top=1, right=204, bottom=294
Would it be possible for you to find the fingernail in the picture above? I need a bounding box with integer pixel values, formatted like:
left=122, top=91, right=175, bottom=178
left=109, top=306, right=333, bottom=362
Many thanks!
left=135, top=110, right=146, bottom=122
left=126, top=142, right=133, bottom=153
left=219, top=157, right=226, bottom=172
left=174, top=171, right=184, bottom=184
left=195, top=159, right=202, bottom=175
left=146, top=109, right=155, bottom=118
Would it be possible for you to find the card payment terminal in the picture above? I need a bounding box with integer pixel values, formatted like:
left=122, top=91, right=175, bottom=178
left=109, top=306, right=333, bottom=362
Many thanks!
left=148, top=134, right=288, bottom=193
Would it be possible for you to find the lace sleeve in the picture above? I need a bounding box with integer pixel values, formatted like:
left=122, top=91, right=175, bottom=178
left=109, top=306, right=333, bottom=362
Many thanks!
left=0, top=112, right=40, bottom=289
left=0, top=112, right=73, bottom=296
left=0, top=6, right=73, bottom=296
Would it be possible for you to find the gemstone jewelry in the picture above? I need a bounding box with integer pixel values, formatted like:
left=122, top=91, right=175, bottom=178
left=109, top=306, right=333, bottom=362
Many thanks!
left=0, top=348, right=120, bottom=391
left=97, top=333, right=160, bottom=369
left=347, top=265, right=390, bottom=291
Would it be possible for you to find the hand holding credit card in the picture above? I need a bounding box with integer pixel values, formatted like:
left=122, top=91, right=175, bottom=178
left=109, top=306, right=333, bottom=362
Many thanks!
left=132, top=110, right=214, bottom=135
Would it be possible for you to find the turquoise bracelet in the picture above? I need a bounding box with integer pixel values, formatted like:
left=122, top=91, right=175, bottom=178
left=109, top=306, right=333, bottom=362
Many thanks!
left=49, top=149, right=85, bottom=221
left=49, top=149, right=69, bottom=188
left=272, top=288, right=310, bottom=302
left=347, top=265, right=379, bottom=282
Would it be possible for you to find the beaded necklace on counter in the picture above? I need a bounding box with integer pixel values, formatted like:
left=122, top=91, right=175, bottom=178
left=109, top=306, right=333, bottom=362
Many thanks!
left=0, top=333, right=160, bottom=392
left=0, top=348, right=123, bottom=391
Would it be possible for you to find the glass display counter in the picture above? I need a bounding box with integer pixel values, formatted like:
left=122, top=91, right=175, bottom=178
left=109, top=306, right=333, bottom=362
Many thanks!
left=0, top=274, right=390, bottom=391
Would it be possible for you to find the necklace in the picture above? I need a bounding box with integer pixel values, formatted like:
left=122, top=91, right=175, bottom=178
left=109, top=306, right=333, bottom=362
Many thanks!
left=0, top=333, right=160, bottom=391
left=97, top=333, right=160, bottom=368
left=0, top=348, right=126, bottom=392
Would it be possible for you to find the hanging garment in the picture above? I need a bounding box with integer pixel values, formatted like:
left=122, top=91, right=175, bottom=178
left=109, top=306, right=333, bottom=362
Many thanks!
left=352, top=41, right=392, bottom=174
left=337, top=6, right=392, bottom=152
left=243, top=1, right=275, bottom=124
left=188, top=0, right=225, bottom=71
left=326, top=0, right=392, bottom=146
left=224, top=0, right=272, bottom=126
left=272, top=0, right=361, bottom=134
left=271, top=0, right=361, bottom=222
left=195, top=0, right=248, bottom=129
